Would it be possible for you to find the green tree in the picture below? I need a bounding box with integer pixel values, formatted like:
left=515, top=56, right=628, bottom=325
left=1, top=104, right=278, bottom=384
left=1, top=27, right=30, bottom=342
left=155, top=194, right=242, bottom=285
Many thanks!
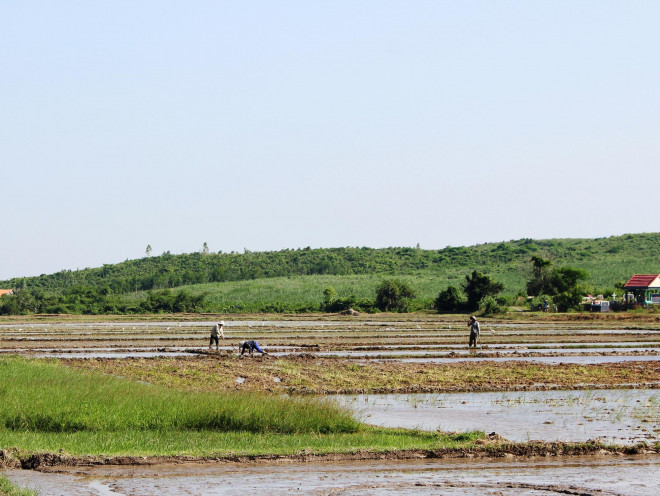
left=548, top=266, right=588, bottom=311
left=145, top=244, right=152, bottom=257
left=553, top=287, right=584, bottom=312
left=462, top=270, right=504, bottom=312
left=323, top=286, right=338, bottom=306
left=434, top=285, right=465, bottom=313
left=549, top=266, right=588, bottom=294
left=375, top=279, right=416, bottom=312
left=527, top=256, right=552, bottom=296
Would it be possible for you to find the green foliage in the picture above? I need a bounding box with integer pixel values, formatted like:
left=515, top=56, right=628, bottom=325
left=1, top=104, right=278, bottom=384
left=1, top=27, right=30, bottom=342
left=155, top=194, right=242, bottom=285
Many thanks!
left=0, top=287, right=207, bottom=315
left=320, top=286, right=359, bottom=313
left=139, top=289, right=208, bottom=313
left=529, top=295, right=553, bottom=312
left=550, top=266, right=588, bottom=294
left=525, top=256, right=589, bottom=312
left=527, top=255, right=553, bottom=296
left=375, top=279, right=416, bottom=312
left=0, top=476, right=37, bottom=496
left=0, top=357, right=359, bottom=435
left=2, top=233, right=660, bottom=314
left=462, top=270, right=504, bottom=311
left=479, top=295, right=508, bottom=316
left=434, top=285, right=465, bottom=313
left=553, top=287, right=585, bottom=312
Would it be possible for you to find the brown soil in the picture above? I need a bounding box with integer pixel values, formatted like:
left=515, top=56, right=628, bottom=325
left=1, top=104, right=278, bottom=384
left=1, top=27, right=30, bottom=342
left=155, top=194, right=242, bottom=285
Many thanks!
left=62, top=356, right=660, bottom=395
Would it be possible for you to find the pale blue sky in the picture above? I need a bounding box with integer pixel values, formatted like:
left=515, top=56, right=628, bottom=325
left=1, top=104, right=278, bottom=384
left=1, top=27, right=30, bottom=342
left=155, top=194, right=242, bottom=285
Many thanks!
left=1, top=1, right=659, bottom=280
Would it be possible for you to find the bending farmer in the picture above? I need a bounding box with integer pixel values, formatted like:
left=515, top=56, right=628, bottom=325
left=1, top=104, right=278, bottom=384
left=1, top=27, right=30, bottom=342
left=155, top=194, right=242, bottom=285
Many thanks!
left=239, top=340, right=266, bottom=356
left=468, top=315, right=480, bottom=348
left=209, top=321, right=226, bottom=350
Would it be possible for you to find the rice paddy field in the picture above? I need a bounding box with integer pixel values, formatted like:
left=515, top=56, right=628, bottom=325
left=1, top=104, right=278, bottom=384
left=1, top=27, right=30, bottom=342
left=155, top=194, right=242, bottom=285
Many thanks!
left=1, top=312, right=659, bottom=495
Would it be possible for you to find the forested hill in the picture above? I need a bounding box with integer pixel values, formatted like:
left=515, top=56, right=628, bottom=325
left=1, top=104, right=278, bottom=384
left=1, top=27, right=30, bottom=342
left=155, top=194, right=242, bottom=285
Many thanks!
left=3, top=233, right=660, bottom=295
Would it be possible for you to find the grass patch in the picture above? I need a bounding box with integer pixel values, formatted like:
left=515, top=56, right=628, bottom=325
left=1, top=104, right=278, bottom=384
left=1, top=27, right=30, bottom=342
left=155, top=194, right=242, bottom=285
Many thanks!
left=0, top=357, right=356, bottom=435
left=0, top=428, right=482, bottom=458
left=0, top=357, right=482, bottom=457
left=0, top=476, right=37, bottom=496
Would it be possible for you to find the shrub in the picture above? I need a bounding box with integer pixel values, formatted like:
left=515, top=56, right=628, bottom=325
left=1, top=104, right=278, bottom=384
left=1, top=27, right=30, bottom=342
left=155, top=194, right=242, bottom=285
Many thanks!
left=375, top=279, right=416, bottom=312
left=434, top=286, right=465, bottom=313
left=321, top=286, right=357, bottom=312
left=480, top=296, right=507, bottom=316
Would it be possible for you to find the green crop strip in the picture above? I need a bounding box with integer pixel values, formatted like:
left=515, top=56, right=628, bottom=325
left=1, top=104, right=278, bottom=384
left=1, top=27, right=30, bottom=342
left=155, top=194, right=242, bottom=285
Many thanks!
left=0, top=357, right=482, bottom=457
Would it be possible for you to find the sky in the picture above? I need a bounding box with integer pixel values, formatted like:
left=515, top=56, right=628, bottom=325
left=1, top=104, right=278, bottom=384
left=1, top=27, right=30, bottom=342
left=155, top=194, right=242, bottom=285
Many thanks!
left=1, top=1, right=659, bottom=280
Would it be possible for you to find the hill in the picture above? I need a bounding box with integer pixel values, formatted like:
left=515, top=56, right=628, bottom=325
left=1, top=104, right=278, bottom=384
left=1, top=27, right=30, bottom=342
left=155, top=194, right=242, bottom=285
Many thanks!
left=1, top=233, right=659, bottom=314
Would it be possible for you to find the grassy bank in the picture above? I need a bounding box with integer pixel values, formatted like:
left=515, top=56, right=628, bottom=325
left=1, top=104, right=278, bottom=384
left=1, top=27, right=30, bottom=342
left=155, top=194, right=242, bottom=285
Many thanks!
left=0, top=357, right=481, bottom=457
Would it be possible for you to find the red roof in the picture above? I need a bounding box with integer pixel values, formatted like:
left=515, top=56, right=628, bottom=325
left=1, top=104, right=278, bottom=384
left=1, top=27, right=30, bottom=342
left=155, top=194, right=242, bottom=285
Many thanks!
left=623, top=274, right=660, bottom=289
left=0, top=289, right=13, bottom=297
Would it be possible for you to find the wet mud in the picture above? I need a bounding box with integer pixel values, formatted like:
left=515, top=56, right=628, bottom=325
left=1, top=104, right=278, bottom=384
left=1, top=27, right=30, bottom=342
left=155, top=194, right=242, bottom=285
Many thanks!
left=3, top=455, right=659, bottom=495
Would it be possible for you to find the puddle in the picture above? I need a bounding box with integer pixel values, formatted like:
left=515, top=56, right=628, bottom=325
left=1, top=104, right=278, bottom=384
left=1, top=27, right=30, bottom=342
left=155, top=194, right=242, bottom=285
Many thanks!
left=395, top=355, right=660, bottom=364
left=27, top=351, right=197, bottom=359
left=316, top=348, right=660, bottom=357
left=362, top=342, right=660, bottom=349
left=3, top=455, right=659, bottom=495
left=335, top=389, right=660, bottom=444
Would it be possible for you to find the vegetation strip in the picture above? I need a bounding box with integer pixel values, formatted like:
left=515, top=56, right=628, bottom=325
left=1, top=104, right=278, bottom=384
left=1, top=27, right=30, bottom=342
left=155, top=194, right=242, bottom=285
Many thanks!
left=3, top=234, right=660, bottom=315
left=63, top=357, right=660, bottom=395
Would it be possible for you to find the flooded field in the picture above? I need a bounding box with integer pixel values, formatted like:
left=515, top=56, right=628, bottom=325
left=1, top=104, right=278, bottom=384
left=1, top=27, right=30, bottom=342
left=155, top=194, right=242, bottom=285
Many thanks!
left=1, top=316, right=659, bottom=495
left=2, top=318, right=659, bottom=364
left=3, top=455, right=659, bottom=495
left=336, top=389, right=660, bottom=444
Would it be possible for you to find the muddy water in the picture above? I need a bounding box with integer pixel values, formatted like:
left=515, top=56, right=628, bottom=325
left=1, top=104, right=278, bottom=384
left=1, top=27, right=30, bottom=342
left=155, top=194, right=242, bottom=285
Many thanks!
left=336, top=389, right=660, bottom=444
left=3, top=456, right=659, bottom=495
left=316, top=348, right=660, bottom=356
left=397, top=355, right=660, bottom=364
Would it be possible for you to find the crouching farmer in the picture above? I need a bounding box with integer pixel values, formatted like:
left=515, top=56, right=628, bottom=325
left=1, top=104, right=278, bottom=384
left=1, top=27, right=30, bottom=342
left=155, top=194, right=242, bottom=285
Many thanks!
left=239, top=340, right=267, bottom=356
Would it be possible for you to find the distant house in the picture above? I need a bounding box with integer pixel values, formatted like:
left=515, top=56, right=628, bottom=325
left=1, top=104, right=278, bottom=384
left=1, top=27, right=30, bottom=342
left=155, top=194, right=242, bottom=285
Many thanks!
left=623, top=274, right=660, bottom=305
left=0, top=289, right=13, bottom=298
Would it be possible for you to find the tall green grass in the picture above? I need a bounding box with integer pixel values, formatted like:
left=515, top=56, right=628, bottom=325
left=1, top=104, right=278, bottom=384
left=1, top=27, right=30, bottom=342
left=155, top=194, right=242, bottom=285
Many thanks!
left=0, top=357, right=357, bottom=435
left=121, top=262, right=625, bottom=314
left=0, top=357, right=483, bottom=457
left=124, top=273, right=501, bottom=313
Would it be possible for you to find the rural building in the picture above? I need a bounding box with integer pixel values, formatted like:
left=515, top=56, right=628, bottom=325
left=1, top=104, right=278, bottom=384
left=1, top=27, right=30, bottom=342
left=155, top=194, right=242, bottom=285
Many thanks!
left=0, top=289, right=13, bottom=298
left=623, top=274, right=660, bottom=306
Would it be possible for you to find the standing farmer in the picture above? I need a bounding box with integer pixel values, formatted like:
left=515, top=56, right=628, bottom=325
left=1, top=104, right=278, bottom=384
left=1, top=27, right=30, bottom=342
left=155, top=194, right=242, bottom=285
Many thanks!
left=468, top=315, right=481, bottom=348
left=209, top=321, right=226, bottom=350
